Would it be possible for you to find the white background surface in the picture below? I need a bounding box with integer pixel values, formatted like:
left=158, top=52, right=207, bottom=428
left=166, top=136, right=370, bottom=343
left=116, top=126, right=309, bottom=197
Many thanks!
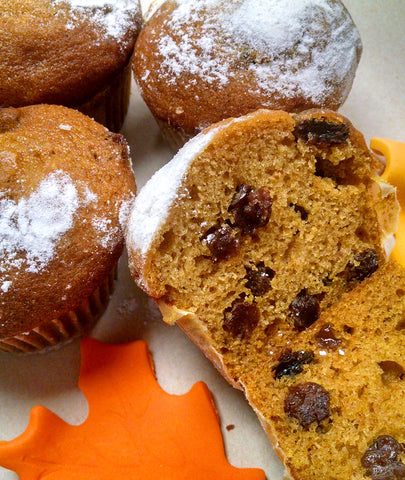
left=0, top=1, right=404, bottom=478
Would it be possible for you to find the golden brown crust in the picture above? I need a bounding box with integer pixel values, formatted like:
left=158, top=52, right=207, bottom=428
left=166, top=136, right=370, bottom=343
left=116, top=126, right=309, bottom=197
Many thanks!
left=157, top=300, right=244, bottom=390
left=0, top=1, right=141, bottom=107
left=0, top=104, right=136, bottom=338
left=133, top=0, right=362, bottom=137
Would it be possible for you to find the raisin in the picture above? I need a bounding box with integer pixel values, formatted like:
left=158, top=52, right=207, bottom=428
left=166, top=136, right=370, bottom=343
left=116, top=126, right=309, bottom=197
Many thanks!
left=347, top=249, right=379, bottom=282
left=110, top=133, right=130, bottom=163
left=294, top=118, right=349, bottom=147
left=362, top=436, right=405, bottom=480
left=273, top=349, right=314, bottom=379
left=203, top=224, right=239, bottom=262
left=223, top=298, right=260, bottom=339
left=289, top=289, right=320, bottom=331
left=315, top=323, right=342, bottom=350
left=228, top=184, right=272, bottom=234
left=290, top=203, right=309, bottom=221
left=0, top=107, right=20, bottom=133
left=284, top=382, right=330, bottom=429
left=245, top=261, right=275, bottom=296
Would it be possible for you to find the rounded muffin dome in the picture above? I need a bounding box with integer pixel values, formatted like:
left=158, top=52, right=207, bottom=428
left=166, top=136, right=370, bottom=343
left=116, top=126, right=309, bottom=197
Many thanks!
left=0, top=104, right=136, bottom=352
left=134, top=0, right=362, bottom=143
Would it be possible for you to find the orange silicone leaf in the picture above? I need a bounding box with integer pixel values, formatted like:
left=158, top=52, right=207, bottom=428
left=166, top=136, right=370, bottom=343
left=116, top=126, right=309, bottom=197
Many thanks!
left=0, top=339, right=265, bottom=480
left=371, top=138, right=405, bottom=267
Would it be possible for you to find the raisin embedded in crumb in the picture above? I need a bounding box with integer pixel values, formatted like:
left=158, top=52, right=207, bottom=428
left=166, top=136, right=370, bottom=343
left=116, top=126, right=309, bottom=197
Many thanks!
left=284, top=382, right=331, bottom=430
left=223, top=299, right=260, bottom=339
left=203, top=224, right=239, bottom=262
left=290, top=203, right=309, bottom=221
left=315, top=323, right=342, bottom=350
left=289, top=289, right=320, bottom=331
left=294, top=118, right=349, bottom=147
left=361, top=436, right=405, bottom=480
left=228, top=184, right=272, bottom=234
left=244, top=261, right=275, bottom=296
left=0, top=107, right=20, bottom=132
left=347, top=249, right=379, bottom=282
left=226, top=424, right=235, bottom=431
left=272, top=349, right=314, bottom=379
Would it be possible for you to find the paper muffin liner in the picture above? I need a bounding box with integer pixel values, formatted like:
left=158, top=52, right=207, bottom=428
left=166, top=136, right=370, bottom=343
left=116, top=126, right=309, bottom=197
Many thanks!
left=78, top=58, right=132, bottom=132
left=154, top=117, right=195, bottom=151
left=0, top=267, right=116, bottom=354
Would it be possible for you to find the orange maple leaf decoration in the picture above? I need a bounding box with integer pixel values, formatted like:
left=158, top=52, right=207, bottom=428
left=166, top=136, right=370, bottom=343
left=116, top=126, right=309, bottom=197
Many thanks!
left=0, top=339, right=265, bottom=480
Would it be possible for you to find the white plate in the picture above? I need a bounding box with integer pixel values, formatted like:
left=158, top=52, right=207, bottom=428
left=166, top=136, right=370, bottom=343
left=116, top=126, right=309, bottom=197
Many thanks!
left=1, top=1, right=404, bottom=478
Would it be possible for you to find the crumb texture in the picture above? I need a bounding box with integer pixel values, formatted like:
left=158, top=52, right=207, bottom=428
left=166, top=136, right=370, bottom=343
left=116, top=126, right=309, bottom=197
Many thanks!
left=126, top=108, right=401, bottom=480
left=127, top=109, right=398, bottom=378
left=246, top=260, right=405, bottom=480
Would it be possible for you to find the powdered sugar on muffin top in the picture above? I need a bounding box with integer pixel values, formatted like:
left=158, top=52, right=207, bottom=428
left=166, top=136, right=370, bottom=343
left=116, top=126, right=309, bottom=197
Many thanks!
left=0, top=170, right=122, bottom=292
left=0, top=171, right=79, bottom=278
left=154, top=0, right=361, bottom=106
left=52, top=0, right=139, bottom=40
left=127, top=126, right=219, bottom=263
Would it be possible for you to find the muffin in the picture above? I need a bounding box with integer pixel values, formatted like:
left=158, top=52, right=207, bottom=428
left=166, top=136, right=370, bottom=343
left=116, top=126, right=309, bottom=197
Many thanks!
left=126, top=108, right=398, bottom=387
left=0, top=0, right=142, bottom=132
left=245, top=259, right=405, bottom=480
left=133, top=0, right=363, bottom=149
left=0, top=104, right=136, bottom=353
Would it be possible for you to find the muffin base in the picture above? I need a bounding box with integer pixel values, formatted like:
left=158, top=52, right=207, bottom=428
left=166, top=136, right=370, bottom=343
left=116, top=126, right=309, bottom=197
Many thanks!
left=78, top=59, right=132, bottom=133
left=0, top=267, right=116, bottom=354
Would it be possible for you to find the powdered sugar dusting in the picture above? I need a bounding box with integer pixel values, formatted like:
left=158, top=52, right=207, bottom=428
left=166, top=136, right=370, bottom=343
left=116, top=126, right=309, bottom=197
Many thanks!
left=0, top=171, right=79, bottom=279
left=92, top=216, right=120, bottom=249
left=118, top=194, right=135, bottom=232
left=153, top=0, right=362, bottom=105
left=0, top=170, right=122, bottom=294
left=1, top=281, right=11, bottom=293
left=52, top=0, right=139, bottom=40
left=127, top=126, right=219, bottom=261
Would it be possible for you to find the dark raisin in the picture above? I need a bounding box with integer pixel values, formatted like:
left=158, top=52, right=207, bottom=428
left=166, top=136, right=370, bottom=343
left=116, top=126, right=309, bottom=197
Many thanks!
left=322, top=276, right=333, bottom=286
left=347, top=249, right=379, bottom=282
left=244, top=261, right=275, bottom=296
left=110, top=133, right=130, bottom=163
left=203, top=224, right=239, bottom=262
left=315, top=323, right=342, bottom=350
left=284, top=382, right=331, bottom=429
left=290, top=203, right=308, bottom=221
left=228, top=184, right=272, bottom=234
left=294, top=118, right=349, bottom=147
left=0, top=107, right=20, bottom=132
left=272, top=349, right=314, bottom=379
left=289, top=289, right=320, bottom=331
left=362, top=436, right=405, bottom=480
left=223, top=299, right=260, bottom=339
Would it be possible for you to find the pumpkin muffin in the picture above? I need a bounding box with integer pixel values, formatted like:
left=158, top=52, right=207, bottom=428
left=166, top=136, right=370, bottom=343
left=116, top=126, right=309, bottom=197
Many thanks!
left=126, top=109, right=398, bottom=387
left=246, top=259, right=405, bottom=480
left=0, top=104, right=136, bottom=353
left=133, top=0, right=362, bottom=149
left=0, top=0, right=142, bottom=132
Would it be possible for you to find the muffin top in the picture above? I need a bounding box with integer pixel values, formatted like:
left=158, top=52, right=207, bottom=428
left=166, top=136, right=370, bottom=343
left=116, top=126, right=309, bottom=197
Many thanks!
left=0, top=0, right=142, bottom=107
left=134, top=0, right=362, bottom=134
left=0, top=104, right=136, bottom=337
